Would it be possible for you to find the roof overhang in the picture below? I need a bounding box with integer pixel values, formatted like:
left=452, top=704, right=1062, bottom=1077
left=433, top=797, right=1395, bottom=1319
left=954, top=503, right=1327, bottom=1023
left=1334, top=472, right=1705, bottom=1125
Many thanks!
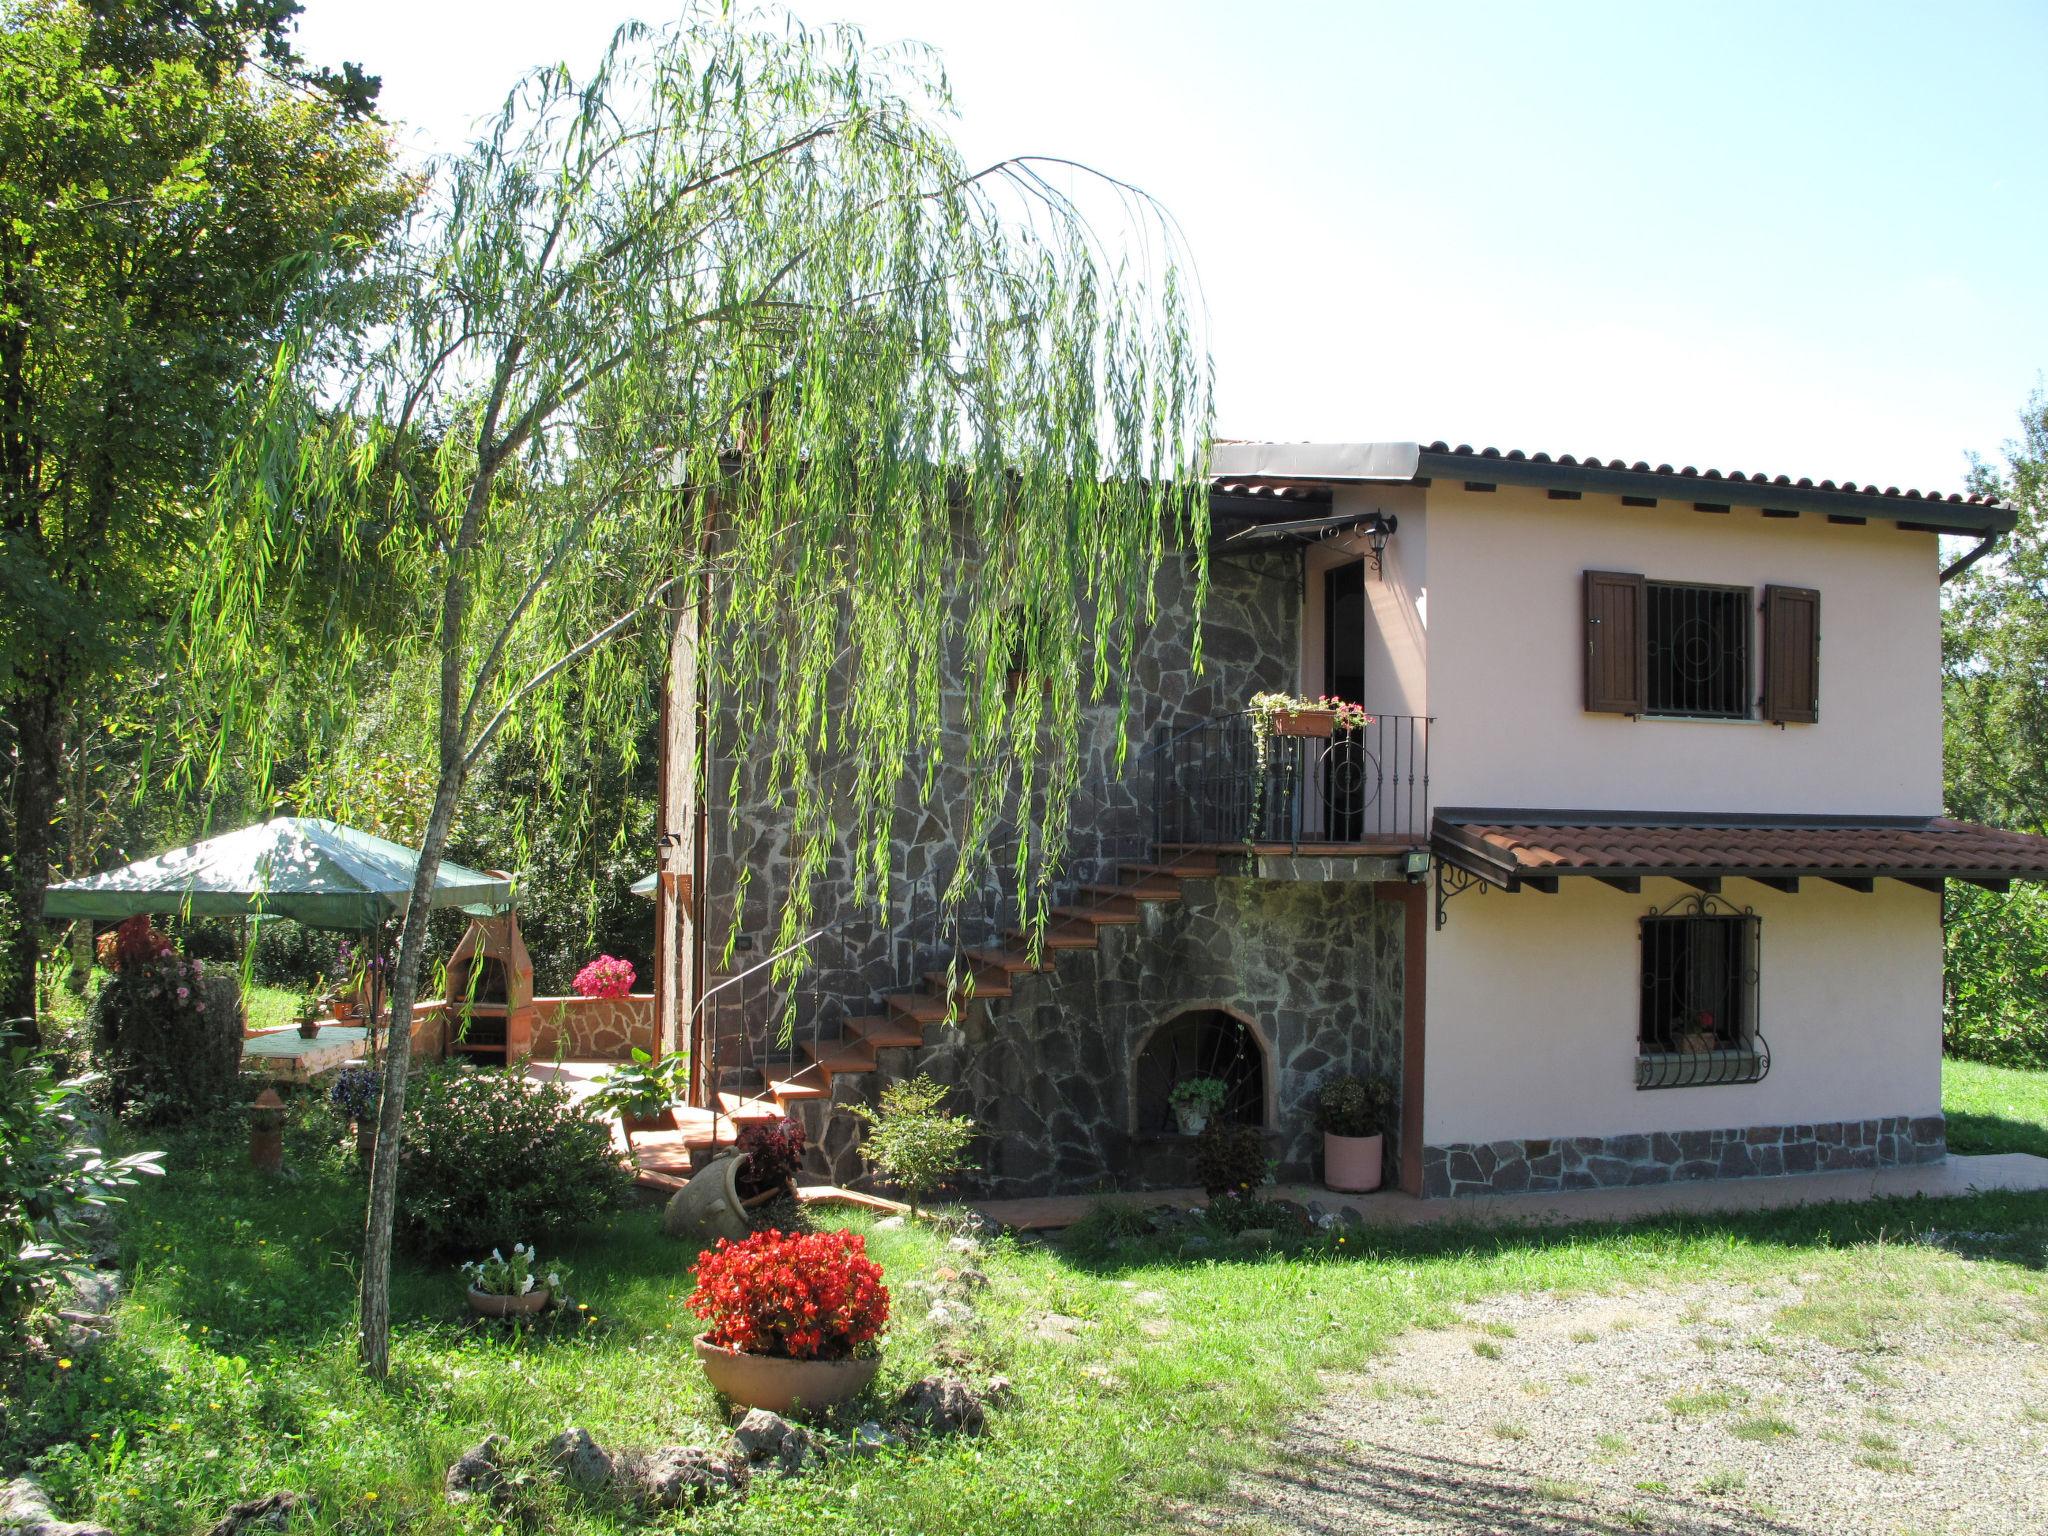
left=1207, top=440, right=2018, bottom=536
left=1432, top=809, right=2048, bottom=895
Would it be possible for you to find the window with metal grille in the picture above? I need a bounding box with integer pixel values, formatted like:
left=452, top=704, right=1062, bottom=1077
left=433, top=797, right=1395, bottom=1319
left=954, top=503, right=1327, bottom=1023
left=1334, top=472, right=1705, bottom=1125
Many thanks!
left=1637, top=901, right=1769, bottom=1089
left=1644, top=581, right=1751, bottom=718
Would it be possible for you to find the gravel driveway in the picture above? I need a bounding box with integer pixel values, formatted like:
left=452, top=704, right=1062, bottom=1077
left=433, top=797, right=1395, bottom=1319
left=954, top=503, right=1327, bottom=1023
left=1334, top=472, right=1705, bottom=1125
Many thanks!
left=1194, top=1261, right=2048, bottom=1535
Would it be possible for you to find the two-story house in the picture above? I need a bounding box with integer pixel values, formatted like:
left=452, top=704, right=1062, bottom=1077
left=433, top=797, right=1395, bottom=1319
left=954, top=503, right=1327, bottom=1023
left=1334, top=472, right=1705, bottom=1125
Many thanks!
left=653, top=437, right=2048, bottom=1200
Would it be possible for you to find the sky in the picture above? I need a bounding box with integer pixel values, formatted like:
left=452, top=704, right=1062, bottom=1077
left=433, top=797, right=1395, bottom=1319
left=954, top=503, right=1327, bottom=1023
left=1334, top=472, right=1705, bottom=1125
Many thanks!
left=292, top=0, right=2048, bottom=496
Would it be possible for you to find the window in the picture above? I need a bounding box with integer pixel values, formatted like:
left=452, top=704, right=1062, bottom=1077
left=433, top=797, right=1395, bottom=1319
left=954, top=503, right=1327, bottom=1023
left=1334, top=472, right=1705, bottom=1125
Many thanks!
left=1637, top=899, right=1769, bottom=1089
left=1585, top=570, right=1819, bottom=722
left=1644, top=581, right=1750, bottom=718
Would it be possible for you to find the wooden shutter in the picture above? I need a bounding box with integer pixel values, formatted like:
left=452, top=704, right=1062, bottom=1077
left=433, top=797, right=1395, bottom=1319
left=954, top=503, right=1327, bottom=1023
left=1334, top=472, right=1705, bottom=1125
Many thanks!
left=1583, top=570, right=1646, bottom=714
left=1760, top=584, right=1820, bottom=724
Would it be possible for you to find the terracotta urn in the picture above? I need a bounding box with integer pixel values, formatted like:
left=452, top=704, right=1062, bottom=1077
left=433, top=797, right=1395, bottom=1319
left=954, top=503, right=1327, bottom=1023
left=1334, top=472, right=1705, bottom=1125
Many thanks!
left=1323, top=1131, right=1383, bottom=1194
left=693, top=1336, right=880, bottom=1415
left=467, top=1285, right=550, bottom=1318
left=1270, top=708, right=1336, bottom=738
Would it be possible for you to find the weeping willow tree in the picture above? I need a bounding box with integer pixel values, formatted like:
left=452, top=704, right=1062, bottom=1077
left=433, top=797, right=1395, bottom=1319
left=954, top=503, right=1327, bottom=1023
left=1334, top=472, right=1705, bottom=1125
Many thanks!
left=187, top=7, right=1211, bottom=1376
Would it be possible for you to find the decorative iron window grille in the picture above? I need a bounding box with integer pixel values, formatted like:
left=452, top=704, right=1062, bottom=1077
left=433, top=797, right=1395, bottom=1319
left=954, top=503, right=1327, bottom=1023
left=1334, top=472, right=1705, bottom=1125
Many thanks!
left=1645, top=581, right=1751, bottom=719
left=1637, top=892, right=1770, bottom=1089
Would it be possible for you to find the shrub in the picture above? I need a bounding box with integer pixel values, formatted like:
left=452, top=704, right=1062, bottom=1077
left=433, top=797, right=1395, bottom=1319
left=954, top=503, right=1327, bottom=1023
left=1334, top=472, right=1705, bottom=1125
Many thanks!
left=327, top=1065, right=379, bottom=1122
left=1946, top=883, right=2048, bottom=1066
left=1193, top=1118, right=1269, bottom=1200
left=571, top=954, right=637, bottom=999
left=397, top=1064, right=627, bottom=1252
left=688, top=1228, right=888, bottom=1361
left=87, top=938, right=242, bottom=1124
left=850, top=1074, right=977, bottom=1215
left=733, top=1115, right=805, bottom=1200
left=0, top=1044, right=162, bottom=1327
left=1313, top=1073, right=1394, bottom=1138
left=1169, top=1076, right=1229, bottom=1117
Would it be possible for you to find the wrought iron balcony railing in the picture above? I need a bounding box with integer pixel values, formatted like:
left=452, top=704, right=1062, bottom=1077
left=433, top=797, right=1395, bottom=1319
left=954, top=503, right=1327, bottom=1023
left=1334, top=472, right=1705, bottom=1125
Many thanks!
left=1153, top=711, right=1433, bottom=851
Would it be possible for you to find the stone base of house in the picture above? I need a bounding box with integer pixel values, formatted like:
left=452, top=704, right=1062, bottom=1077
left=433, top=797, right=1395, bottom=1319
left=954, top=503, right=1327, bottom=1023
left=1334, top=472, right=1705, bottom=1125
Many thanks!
left=1421, top=1114, right=1947, bottom=1199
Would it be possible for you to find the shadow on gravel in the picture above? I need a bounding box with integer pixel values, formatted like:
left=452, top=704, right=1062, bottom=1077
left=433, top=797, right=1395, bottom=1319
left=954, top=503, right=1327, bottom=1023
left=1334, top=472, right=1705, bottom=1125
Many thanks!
left=1204, top=1437, right=1812, bottom=1536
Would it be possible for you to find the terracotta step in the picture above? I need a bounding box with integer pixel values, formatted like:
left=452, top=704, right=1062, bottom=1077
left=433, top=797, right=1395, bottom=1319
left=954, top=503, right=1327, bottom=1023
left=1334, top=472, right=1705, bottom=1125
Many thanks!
left=1051, top=903, right=1139, bottom=928
left=766, top=1074, right=831, bottom=1107
left=715, top=1092, right=787, bottom=1124
left=844, top=1014, right=925, bottom=1050
left=967, top=945, right=1057, bottom=975
left=885, top=991, right=953, bottom=1024
left=1119, top=861, right=1220, bottom=882
left=924, top=967, right=1014, bottom=1000
left=802, top=1038, right=878, bottom=1078
left=1079, top=880, right=1182, bottom=903
left=1004, top=923, right=1099, bottom=951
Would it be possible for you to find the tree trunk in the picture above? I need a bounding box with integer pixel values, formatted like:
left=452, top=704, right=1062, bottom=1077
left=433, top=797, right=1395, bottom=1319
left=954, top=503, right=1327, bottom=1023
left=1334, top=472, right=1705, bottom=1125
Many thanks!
left=355, top=758, right=465, bottom=1377
left=3, top=675, right=62, bottom=1040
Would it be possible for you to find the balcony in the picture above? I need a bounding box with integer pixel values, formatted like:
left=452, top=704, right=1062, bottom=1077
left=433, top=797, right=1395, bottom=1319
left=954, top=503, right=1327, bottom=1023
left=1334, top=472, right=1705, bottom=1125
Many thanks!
left=1154, top=712, right=1432, bottom=853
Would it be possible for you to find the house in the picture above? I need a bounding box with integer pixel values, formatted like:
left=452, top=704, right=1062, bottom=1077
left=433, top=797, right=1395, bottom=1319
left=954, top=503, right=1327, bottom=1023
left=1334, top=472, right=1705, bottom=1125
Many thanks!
left=653, top=437, right=2048, bottom=1199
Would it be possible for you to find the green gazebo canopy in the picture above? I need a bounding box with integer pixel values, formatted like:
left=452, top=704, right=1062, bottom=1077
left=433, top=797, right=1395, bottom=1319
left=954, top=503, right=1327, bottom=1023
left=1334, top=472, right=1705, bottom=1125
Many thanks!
left=42, top=817, right=512, bottom=931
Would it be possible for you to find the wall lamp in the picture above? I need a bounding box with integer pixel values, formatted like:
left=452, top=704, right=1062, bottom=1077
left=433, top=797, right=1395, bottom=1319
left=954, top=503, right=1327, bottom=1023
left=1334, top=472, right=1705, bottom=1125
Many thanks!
left=1364, top=512, right=1399, bottom=578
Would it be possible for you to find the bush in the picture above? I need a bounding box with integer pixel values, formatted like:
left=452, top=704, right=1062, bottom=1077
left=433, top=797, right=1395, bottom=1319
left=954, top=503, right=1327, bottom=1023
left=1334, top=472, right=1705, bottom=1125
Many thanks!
left=397, top=1064, right=627, bottom=1252
left=1312, top=1073, right=1394, bottom=1137
left=688, top=1228, right=888, bottom=1361
left=0, top=1044, right=162, bottom=1327
left=571, top=954, right=636, bottom=999
left=1193, top=1119, right=1269, bottom=1200
left=87, top=927, right=243, bottom=1124
left=733, top=1115, right=805, bottom=1200
left=850, top=1075, right=977, bottom=1215
left=1946, top=883, right=2048, bottom=1066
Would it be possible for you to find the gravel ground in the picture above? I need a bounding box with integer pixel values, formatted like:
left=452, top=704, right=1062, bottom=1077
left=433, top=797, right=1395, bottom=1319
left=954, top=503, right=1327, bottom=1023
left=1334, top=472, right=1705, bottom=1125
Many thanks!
left=1193, top=1268, right=2048, bottom=1535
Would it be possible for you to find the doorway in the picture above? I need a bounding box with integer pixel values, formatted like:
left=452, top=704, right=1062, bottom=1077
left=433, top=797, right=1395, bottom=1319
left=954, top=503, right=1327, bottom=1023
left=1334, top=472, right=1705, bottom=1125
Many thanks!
left=1323, top=561, right=1367, bottom=840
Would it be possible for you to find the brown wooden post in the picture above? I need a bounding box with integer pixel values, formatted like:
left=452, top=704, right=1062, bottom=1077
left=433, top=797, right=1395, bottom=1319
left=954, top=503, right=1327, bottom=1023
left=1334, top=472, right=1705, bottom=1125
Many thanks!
left=250, top=1087, right=285, bottom=1173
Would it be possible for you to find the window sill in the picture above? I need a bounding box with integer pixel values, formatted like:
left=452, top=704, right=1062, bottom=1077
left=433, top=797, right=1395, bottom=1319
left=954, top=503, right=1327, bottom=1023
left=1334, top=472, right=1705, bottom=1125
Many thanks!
left=1636, top=1047, right=1768, bottom=1090
left=1637, top=713, right=1765, bottom=726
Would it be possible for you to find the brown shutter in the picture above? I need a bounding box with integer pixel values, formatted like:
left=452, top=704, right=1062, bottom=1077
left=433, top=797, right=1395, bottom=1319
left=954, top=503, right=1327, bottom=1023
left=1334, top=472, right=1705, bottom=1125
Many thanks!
left=1583, top=570, right=1646, bottom=714
left=1761, top=584, right=1820, bottom=724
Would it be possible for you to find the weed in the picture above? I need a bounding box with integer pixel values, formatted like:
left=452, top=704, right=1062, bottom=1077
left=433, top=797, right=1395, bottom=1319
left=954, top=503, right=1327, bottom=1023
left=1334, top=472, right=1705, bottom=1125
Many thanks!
left=1730, top=1414, right=1797, bottom=1442
left=1471, top=1339, right=1502, bottom=1360
left=1698, top=1468, right=1747, bottom=1496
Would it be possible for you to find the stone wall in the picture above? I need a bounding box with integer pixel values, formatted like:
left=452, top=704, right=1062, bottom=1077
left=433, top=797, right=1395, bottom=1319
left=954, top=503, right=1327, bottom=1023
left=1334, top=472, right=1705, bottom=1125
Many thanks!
left=797, top=873, right=1407, bottom=1199
left=529, top=994, right=657, bottom=1062
left=1420, top=1114, right=1947, bottom=1199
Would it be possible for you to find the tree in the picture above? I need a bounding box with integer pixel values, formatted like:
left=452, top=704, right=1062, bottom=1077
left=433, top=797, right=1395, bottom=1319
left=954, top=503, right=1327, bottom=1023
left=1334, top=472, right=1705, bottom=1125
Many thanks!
left=851, top=1073, right=978, bottom=1217
left=189, top=8, right=1212, bottom=1377
left=0, top=0, right=404, bottom=1030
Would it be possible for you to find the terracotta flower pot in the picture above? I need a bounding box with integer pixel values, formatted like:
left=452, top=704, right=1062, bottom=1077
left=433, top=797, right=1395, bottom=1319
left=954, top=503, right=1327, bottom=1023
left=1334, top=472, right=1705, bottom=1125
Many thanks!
left=467, top=1285, right=550, bottom=1318
left=693, top=1336, right=880, bottom=1415
left=1270, top=708, right=1336, bottom=738
left=1323, top=1131, right=1383, bottom=1194
left=295, top=1020, right=322, bottom=1040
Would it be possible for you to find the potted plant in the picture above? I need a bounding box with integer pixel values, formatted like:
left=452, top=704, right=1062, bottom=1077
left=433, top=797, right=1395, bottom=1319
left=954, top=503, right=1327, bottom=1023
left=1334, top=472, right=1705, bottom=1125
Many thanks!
left=1248, top=691, right=1373, bottom=740
left=328, top=1065, right=380, bottom=1163
left=1676, top=1009, right=1719, bottom=1054
left=1313, top=1072, right=1394, bottom=1194
left=461, top=1242, right=566, bottom=1318
left=688, top=1228, right=889, bottom=1415
left=586, top=1047, right=688, bottom=1135
left=329, top=940, right=364, bottom=1020
left=1169, top=1075, right=1229, bottom=1136
left=733, top=1115, right=806, bottom=1207
left=293, top=980, right=326, bottom=1040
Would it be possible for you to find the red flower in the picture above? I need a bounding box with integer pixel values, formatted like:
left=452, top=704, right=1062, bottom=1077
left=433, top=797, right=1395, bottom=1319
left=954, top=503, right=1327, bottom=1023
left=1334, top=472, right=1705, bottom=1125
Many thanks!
left=111, top=915, right=174, bottom=971
left=687, top=1228, right=889, bottom=1362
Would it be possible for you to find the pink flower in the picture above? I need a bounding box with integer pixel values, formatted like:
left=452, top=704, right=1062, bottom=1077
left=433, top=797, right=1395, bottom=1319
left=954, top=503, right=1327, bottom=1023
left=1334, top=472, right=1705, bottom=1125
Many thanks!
left=176, top=986, right=190, bottom=1000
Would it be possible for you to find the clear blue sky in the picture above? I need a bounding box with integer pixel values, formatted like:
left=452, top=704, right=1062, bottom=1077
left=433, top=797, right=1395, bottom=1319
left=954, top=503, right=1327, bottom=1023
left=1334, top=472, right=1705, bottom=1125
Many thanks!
left=294, top=0, right=2048, bottom=496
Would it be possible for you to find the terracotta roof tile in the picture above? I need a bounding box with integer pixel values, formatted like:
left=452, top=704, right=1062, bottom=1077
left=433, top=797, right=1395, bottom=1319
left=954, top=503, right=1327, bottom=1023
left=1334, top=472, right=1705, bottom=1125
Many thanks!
left=1434, top=814, right=2048, bottom=885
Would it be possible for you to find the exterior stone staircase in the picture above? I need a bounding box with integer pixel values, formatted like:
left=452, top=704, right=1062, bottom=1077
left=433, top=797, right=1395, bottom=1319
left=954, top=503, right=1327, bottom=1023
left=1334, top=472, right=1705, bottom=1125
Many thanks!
left=676, top=855, right=1222, bottom=1161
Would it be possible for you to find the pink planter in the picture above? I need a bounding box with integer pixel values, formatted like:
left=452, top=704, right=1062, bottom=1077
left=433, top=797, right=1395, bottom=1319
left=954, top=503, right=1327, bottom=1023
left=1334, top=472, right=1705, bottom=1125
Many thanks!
left=1323, top=1131, right=1383, bottom=1194
left=694, top=1336, right=880, bottom=1415
left=467, top=1285, right=550, bottom=1318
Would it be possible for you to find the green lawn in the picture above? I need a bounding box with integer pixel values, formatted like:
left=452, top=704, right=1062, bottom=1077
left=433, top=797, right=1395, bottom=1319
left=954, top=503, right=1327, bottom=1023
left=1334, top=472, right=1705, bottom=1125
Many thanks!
left=1944, top=1056, right=2048, bottom=1158
left=6, top=1090, right=2048, bottom=1536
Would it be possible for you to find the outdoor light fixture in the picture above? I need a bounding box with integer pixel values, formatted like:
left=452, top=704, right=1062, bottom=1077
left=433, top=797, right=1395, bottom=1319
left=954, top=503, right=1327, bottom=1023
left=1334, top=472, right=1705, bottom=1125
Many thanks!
left=1364, top=512, right=1398, bottom=577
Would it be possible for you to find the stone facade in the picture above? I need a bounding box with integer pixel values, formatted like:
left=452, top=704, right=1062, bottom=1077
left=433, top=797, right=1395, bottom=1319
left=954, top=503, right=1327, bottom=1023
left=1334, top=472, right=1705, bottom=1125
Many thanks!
left=794, top=873, right=1407, bottom=1199
left=1420, top=1113, right=1948, bottom=1199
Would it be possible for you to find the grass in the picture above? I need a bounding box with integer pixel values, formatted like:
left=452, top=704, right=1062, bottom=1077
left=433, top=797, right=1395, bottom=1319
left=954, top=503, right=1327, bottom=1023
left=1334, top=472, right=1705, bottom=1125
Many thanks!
left=1730, top=1414, right=1797, bottom=1442
left=1944, top=1057, right=2048, bottom=1158
left=5, top=1066, right=2048, bottom=1534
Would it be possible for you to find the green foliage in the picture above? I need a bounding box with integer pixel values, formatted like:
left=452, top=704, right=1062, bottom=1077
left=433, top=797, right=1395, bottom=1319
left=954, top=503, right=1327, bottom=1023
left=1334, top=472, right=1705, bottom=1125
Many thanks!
left=851, top=1074, right=978, bottom=1215
left=0, top=1044, right=161, bottom=1327
left=1168, top=1076, right=1228, bottom=1116
left=396, top=1064, right=627, bottom=1254
left=1312, top=1073, right=1394, bottom=1138
left=1943, top=1058, right=2048, bottom=1158
left=583, top=1047, right=687, bottom=1121
left=85, top=967, right=243, bottom=1124
left=1944, top=884, right=2048, bottom=1066
left=1192, top=1118, right=1269, bottom=1200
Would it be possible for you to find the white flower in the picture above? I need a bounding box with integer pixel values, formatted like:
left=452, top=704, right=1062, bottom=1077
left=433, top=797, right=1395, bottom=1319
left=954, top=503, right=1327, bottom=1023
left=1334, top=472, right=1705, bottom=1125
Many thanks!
left=546, top=1272, right=560, bottom=1288
left=491, top=1247, right=503, bottom=1262
left=519, top=1274, right=536, bottom=1294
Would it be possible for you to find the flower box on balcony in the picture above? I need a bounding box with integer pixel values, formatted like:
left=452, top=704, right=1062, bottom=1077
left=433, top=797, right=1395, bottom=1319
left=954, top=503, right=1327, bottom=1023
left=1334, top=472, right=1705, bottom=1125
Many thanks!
left=1269, top=708, right=1336, bottom=738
